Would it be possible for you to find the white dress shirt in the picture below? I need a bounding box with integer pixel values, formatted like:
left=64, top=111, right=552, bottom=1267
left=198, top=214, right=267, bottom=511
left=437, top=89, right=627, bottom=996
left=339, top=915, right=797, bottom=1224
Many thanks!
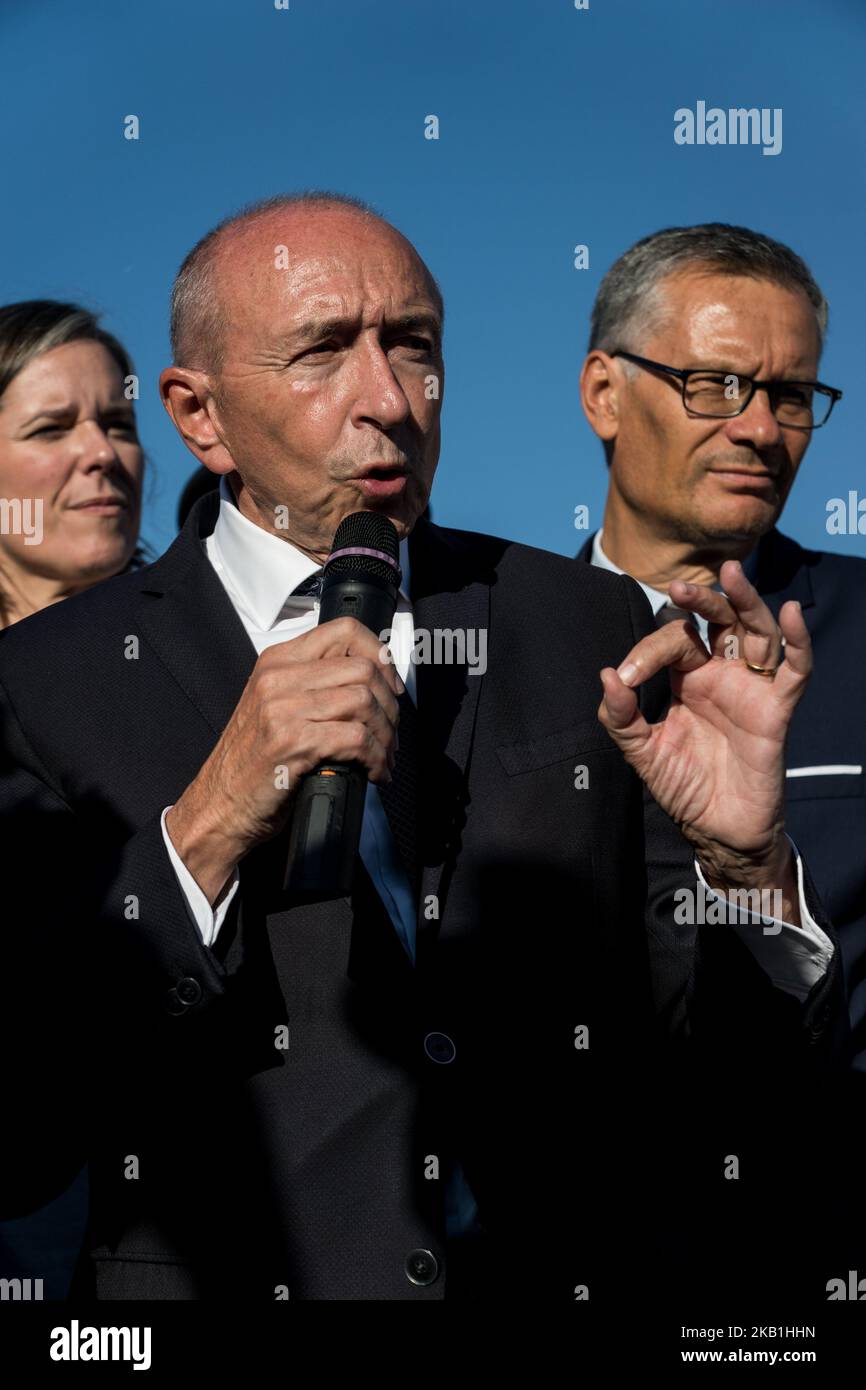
left=590, top=527, right=834, bottom=999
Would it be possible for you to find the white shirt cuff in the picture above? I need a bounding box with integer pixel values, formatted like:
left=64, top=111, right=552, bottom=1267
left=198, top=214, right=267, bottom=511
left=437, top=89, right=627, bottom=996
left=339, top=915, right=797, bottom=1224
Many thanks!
left=161, top=804, right=240, bottom=948
left=694, top=835, right=834, bottom=1003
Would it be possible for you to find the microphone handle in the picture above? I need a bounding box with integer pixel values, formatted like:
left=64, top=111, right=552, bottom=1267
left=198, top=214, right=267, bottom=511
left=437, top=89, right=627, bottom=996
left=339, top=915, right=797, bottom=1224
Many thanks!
left=283, top=574, right=398, bottom=896
left=282, top=759, right=367, bottom=897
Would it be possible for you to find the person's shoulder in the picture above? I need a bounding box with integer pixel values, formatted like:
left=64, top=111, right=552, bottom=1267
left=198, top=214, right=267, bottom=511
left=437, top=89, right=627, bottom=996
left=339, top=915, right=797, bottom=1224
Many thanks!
left=0, top=506, right=206, bottom=682
left=0, top=563, right=155, bottom=683
left=767, top=529, right=866, bottom=600
left=427, top=520, right=628, bottom=598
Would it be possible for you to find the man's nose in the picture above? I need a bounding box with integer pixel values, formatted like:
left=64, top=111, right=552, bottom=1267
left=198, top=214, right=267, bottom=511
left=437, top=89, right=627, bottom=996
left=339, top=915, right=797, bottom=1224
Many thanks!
left=351, top=340, right=411, bottom=431
left=725, top=386, right=784, bottom=449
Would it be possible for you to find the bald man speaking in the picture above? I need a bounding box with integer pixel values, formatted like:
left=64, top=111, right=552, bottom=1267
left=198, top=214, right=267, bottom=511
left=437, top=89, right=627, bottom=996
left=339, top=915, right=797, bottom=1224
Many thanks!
left=0, top=194, right=844, bottom=1305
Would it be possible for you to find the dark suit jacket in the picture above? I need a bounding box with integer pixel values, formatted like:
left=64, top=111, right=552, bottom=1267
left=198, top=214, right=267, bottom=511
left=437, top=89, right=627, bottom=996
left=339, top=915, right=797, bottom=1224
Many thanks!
left=577, top=527, right=866, bottom=1065
left=578, top=526, right=866, bottom=1295
left=0, top=497, right=841, bottom=1303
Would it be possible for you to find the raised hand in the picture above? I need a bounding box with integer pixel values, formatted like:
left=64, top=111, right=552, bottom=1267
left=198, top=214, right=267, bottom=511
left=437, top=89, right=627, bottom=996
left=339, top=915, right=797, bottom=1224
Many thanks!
left=598, top=560, right=811, bottom=901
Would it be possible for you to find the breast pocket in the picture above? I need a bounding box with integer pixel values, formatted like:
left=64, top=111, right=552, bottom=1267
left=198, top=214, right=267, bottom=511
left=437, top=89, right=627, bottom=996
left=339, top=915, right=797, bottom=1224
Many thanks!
left=785, top=764, right=865, bottom=801
left=89, top=1251, right=202, bottom=1300
left=495, top=717, right=617, bottom=776
left=783, top=765, right=866, bottom=919
left=492, top=719, right=627, bottom=888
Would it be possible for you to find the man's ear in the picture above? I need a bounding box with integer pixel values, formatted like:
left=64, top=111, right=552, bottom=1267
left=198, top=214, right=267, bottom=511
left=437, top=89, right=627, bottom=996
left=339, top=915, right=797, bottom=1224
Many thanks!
left=159, top=365, right=236, bottom=474
left=580, top=351, right=623, bottom=445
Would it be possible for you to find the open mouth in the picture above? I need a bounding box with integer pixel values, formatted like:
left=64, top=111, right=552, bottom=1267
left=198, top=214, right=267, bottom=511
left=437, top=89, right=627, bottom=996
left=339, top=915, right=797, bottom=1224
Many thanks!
left=355, top=469, right=409, bottom=498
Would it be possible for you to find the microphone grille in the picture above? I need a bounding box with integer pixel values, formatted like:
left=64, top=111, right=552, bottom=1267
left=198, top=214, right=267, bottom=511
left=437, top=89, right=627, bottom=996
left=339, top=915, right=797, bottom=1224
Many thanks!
left=327, top=511, right=400, bottom=582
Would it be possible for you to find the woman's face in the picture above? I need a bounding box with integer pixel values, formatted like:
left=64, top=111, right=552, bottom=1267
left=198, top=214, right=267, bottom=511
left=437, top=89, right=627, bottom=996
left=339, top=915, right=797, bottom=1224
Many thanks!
left=0, top=339, right=144, bottom=590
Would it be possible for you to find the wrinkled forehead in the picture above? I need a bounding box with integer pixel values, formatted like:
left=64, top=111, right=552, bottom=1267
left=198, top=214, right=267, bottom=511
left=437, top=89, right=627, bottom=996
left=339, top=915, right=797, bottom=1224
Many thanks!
left=212, top=212, right=440, bottom=351
left=650, top=269, right=821, bottom=368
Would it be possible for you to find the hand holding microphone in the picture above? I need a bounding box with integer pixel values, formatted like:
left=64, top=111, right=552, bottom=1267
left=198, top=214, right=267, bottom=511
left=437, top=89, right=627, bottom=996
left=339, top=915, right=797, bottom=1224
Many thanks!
left=284, top=511, right=404, bottom=894
left=164, top=512, right=403, bottom=907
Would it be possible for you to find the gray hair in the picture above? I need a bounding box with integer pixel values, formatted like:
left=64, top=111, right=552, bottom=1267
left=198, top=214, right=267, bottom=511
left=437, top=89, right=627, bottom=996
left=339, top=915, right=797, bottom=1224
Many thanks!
left=589, top=223, right=828, bottom=364
left=170, top=191, right=444, bottom=373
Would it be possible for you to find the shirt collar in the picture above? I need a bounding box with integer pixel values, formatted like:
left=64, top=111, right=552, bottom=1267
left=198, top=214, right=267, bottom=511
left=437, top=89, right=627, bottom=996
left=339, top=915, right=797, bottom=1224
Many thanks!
left=211, top=473, right=411, bottom=630
left=591, top=529, right=670, bottom=615
left=591, top=528, right=758, bottom=614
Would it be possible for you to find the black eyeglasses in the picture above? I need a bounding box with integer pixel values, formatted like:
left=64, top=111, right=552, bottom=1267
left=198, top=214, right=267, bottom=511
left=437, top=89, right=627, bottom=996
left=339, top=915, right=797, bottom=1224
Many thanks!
left=611, top=351, right=842, bottom=431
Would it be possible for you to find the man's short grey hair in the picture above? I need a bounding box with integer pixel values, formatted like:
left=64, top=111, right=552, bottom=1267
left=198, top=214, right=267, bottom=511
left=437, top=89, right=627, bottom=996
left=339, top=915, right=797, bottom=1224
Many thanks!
left=589, top=222, right=828, bottom=365
left=170, top=191, right=444, bottom=373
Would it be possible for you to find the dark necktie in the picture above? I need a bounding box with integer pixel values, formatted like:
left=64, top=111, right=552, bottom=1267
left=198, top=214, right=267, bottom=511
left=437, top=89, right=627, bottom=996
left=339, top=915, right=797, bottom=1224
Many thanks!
left=288, top=568, right=419, bottom=896
left=655, top=600, right=699, bottom=629
left=289, top=570, right=324, bottom=599
left=377, top=687, right=419, bottom=898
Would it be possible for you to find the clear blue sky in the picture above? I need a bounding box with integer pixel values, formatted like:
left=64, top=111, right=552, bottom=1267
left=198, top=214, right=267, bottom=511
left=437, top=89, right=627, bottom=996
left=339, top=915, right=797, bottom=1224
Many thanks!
left=2, top=0, right=864, bottom=558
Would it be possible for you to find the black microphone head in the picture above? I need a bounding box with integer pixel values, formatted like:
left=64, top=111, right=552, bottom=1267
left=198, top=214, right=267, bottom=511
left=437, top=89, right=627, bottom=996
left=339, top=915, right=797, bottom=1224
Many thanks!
left=325, top=511, right=401, bottom=584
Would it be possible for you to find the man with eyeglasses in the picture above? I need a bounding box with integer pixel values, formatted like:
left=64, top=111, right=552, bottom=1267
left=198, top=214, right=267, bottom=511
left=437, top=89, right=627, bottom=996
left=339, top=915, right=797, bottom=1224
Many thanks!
left=577, top=221, right=866, bottom=1292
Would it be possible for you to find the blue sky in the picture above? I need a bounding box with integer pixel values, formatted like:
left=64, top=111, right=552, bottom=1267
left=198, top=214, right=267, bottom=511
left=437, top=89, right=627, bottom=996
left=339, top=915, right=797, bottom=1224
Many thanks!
left=2, top=0, right=864, bottom=558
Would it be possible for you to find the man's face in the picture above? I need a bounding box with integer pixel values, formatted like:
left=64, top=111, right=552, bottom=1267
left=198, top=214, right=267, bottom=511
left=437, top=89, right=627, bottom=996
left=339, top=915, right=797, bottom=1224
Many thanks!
left=203, top=210, right=443, bottom=555
left=603, top=271, right=821, bottom=546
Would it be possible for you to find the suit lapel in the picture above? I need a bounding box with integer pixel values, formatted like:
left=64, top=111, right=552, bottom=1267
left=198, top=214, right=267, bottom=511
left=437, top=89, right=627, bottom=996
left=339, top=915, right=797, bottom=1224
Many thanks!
left=751, top=528, right=816, bottom=618
left=409, top=517, right=491, bottom=955
left=132, top=491, right=258, bottom=743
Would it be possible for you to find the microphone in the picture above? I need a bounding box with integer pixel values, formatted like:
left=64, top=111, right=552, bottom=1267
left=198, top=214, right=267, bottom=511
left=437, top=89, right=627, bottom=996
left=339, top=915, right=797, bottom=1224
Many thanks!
left=283, top=511, right=402, bottom=896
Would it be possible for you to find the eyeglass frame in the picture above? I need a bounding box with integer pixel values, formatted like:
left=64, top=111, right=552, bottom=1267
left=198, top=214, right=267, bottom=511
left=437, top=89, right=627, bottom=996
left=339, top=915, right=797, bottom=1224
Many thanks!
left=610, top=350, right=842, bottom=431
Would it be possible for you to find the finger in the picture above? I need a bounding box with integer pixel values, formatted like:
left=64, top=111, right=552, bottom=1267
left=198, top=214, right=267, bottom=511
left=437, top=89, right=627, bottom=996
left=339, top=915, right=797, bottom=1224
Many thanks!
left=667, top=582, right=738, bottom=661
left=717, top=560, right=781, bottom=669
left=667, top=580, right=737, bottom=631
left=302, top=719, right=394, bottom=785
left=669, top=566, right=780, bottom=670
left=772, top=600, right=812, bottom=707
left=293, top=657, right=401, bottom=728
left=291, top=618, right=406, bottom=696
left=608, top=619, right=709, bottom=690
left=300, top=682, right=400, bottom=757
left=597, top=667, right=652, bottom=758
left=286, top=681, right=400, bottom=772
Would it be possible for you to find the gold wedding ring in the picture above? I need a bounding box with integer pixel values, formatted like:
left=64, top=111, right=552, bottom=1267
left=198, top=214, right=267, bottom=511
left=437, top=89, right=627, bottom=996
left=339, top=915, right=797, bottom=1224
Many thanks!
left=744, top=659, right=779, bottom=678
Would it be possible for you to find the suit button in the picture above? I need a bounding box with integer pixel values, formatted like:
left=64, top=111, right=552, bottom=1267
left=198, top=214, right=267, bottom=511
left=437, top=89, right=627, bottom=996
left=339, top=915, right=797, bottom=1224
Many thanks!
left=163, top=976, right=202, bottom=1015
left=177, top=977, right=202, bottom=1005
left=424, top=1031, right=456, bottom=1064
left=405, top=1249, right=439, bottom=1286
